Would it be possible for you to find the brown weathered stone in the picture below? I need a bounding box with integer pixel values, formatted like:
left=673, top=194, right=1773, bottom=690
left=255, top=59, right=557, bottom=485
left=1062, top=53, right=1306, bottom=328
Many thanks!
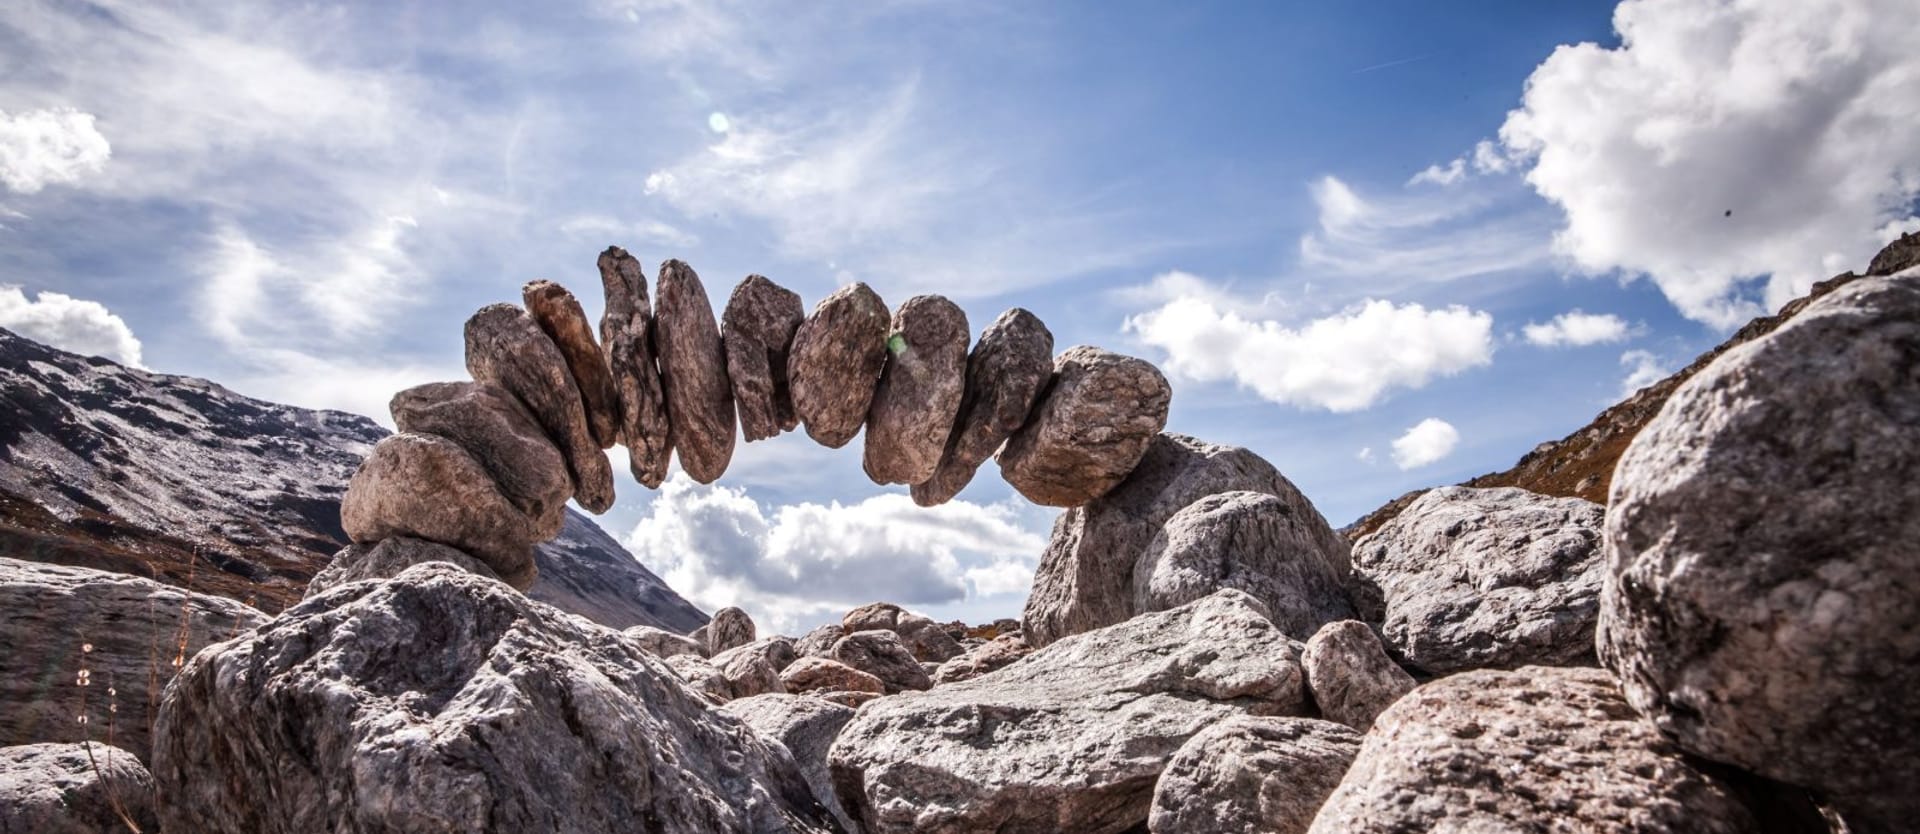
left=998, top=346, right=1171, bottom=507
left=706, top=606, right=756, bottom=656
left=653, top=260, right=737, bottom=484
left=596, top=247, right=672, bottom=488
left=721, top=275, right=805, bottom=442
left=780, top=656, right=886, bottom=697
left=827, top=630, right=930, bottom=695
left=789, top=283, right=890, bottom=448
left=913, top=308, right=1054, bottom=506
left=523, top=279, right=620, bottom=450
left=389, top=381, right=570, bottom=540
left=863, top=295, right=969, bottom=485
left=464, top=303, right=615, bottom=513
left=340, top=433, right=540, bottom=588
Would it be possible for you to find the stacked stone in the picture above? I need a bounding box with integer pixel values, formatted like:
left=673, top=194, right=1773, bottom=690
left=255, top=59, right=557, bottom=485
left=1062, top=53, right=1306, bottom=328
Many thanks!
left=338, top=247, right=1175, bottom=590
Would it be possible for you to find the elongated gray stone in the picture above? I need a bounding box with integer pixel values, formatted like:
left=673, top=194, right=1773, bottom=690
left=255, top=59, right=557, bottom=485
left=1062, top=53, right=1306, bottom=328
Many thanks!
left=597, top=247, right=672, bottom=488
left=523, top=279, right=621, bottom=449
left=863, top=295, right=968, bottom=486
left=722, top=275, right=805, bottom=442
left=789, top=283, right=890, bottom=448
left=999, top=346, right=1171, bottom=507
left=913, top=308, right=1054, bottom=506
left=464, top=303, right=615, bottom=513
left=654, top=260, right=737, bottom=484
left=390, top=380, right=570, bottom=540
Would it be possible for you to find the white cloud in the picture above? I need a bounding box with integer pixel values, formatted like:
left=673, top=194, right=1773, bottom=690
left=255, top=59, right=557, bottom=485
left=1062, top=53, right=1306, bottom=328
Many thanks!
left=1409, top=158, right=1466, bottom=187
left=0, top=107, right=110, bottom=194
left=1357, top=446, right=1376, bottom=465
left=1125, top=286, right=1495, bottom=412
left=1298, top=175, right=1553, bottom=284
left=1618, top=349, right=1671, bottom=399
left=1498, top=0, right=1920, bottom=327
left=1521, top=310, right=1632, bottom=347
left=0, top=286, right=144, bottom=366
left=1391, top=418, right=1460, bottom=470
left=627, top=474, right=1048, bottom=634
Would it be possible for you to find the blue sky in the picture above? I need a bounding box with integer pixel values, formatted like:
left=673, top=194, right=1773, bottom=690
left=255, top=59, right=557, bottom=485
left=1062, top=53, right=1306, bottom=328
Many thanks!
left=3, top=0, right=1916, bottom=632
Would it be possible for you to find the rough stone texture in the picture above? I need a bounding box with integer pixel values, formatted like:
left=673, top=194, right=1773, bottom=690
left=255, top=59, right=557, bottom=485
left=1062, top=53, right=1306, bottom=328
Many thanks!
left=781, top=657, right=887, bottom=697
left=150, top=564, right=837, bottom=833
left=840, top=603, right=964, bottom=663
left=654, top=260, right=738, bottom=483
left=596, top=246, right=672, bottom=488
left=1599, top=274, right=1920, bottom=834
left=707, top=606, right=757, bottom=656
left=813, top=691, right=883, bottom=710
left=1134, top=490, right=1355, bottom=639
left=1024, top=433, right=1350, bottom=648
left=623, top=624, right=704, bottom=658
left=830, top=590, right=1309, bottom=834
left=1148, top=717, right=1360, bottom=834
left=914, top=308, right=1055, bottom=506
left=827, top=630, right=931, bottom=695
left=931, top=633, right=1031, bottom=685
left=1866, top=230, right=1919, bottom=276
left=523, top=280, right=621, bottom=450
left=1349, top=485, right=1605, bottom=675
left=722, top=274, right=805, bottom=442
left=713, top=648, right=786, bottom=699
left=789, top=283, right=890, bottom=448
left=0, top=565, right=264, bottom=765
left=722, top=695, right=860, bottom=833
left=1301, top=620, right=1414, bottom=732
left=1306, top=666, right=1825, bottom=834
left=663, top=654, right=734, bottom=704
left=863, top=295, right=969, bottom=486
left=464, top=303, right=615, bottom=513
left=340, top=432, right=540, bottom=588
left=795, top=623, right=844, bottom=658
left=308, top=536, right=500, bottom=596
left=0, top=742, right=157, bottom=834
left=998, top=346, right=1171, bottom=508
left=389, top=381, right=569, bottom=538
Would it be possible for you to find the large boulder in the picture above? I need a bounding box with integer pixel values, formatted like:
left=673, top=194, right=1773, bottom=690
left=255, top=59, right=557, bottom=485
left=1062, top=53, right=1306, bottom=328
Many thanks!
left=840, top=603, right=964, bottom=663
left=339, top=432, right=541, bottom=588
left=722, top=274, right=805, bottom=442
left=1300, top=620, right=1413, bottom=732
left=721, top=695, right=860, bottom=833
left=998, top=346, right=1171, bottom=507
left=1349, top=485, right=1604, bottom=674
left=1147, top=717, right=1360, bottom=834
left=150, top=564, right=838, bottom=833
left=0, top=742, right=157, bottom=834
left=523, top=279, right=621, bottom=449
left=1133, top=490, right=1355, bottom=639
left=863, top=295, right=969, bottom=486
left=1023, top=433, right=1348, bottom=648
left=653, top=259, right=737, bottom=483
left=713, top=638, right=799, bottom=699
left=794, top=623, right=844, bottom=658
left=706, top=606, right=757, bottom=656
left=389, top=381, right=571, bottom=539
left=1599, top=274, right=1920, bottom=833
left=1307, top=666, right=1824, bottom=834
left=829, top=590, right=1308, bottom=834
left=464, top=303, right=614, bottom=513
left=914, top=307, right=1055, bottom=506
left=789, top=283, right=890, bottom=448
left=826, top=630, right=930, bottom=695
left=597, top=246, right=673, bottom=488
left=307, top=536, right=500, bottom=596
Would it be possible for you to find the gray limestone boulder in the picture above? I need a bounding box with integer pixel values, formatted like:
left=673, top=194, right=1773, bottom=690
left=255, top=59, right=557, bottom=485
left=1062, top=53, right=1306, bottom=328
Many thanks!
left=464, top=303, right=615, bottom=513
left=597, top=246, right=673, bottom=488
left=914, top=307, right=1055, bottom=506
left=308, top=536, right=501, bottom=596
left=1349, top=485, right=1605, bottom=675
left=389, top=381, right=571, bottom=539
left=829, top=590, right=1308, bottom=834
left=523, top=279, right=621, bottom=449
left=0, top=742, right=157, bottom=834
left=789, top=283, right=891, bottom=448
left=722, top=695, right=860, bottom=833
left=1300, top=620, right=1414, bottom=732
left=1147, top=717, right=1360, bottom=834
left=827, top=630, right=930, bottom=695
left=149, top=564, right=838, bottom=833
left=654, top=259, right=737, bottom=483
left=1133, top=490, right=1355, bottom=639
left=1599, top=274, right=1920, bottom=833
left=998, top=346, right=1171, bottom=507
left=707, top=606, right=757, bottom=656
left=340, top=432, right=541, bottom=588
left=722, top=274, right=805, bottom=442
left=863, top=295, right=969, bottom=486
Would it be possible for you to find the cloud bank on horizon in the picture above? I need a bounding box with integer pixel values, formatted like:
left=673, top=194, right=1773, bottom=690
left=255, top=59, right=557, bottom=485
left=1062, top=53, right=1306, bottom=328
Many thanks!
left=1, top=0, right=1915, bottom=631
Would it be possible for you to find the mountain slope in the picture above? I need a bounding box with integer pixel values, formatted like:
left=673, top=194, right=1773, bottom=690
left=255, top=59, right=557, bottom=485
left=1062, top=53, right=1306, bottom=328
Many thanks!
left=0, top=327, right=706, bottom=631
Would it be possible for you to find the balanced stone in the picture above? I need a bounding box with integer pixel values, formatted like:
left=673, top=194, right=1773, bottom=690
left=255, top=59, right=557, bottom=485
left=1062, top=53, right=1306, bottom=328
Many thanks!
left=998, top=345, right=1171, bottom=507
left=340, top=433, right=540, bottom=588
left=654, top=260, right=737, bottom=484
left=721, top=275, right=805, bottom=442
left=789, top=283, right=890, bottom=448
left=523, top=279, right=621, bottom=449
left=912, top=308, right=1054, bottom=506
left=389, top=381, right=570, bottom=539
left=706, top=606, right=756, bottom=656
left=863, top=294, right=969, bottom=486
left=464, top=303, right=615, bottom=513
left=597, top=247, right=672, bottom=488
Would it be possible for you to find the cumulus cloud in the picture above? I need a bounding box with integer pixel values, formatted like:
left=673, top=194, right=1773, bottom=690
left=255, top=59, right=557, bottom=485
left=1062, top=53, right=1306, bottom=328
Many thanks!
left=1497, top=0, right=1920, bottom=327
left=1391, top=418, right=1460, bottom=470
left=1521, top=310, right=1632, bottom=347
left=627, top=474, right=1048, bottom=633
left=1125, top=286, right=1495, bottom=412
left=0, top=286, right=144, bottom=366
left=0, top=107, right=110, bottom=194
left=1618, top=349, right=1671, bottom=399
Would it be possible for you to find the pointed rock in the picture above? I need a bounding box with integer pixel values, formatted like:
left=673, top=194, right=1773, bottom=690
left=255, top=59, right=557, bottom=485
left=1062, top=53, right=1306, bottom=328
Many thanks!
left=789, top=283, right=890, bottom=448
left=597, top=247, right=673, bottom=488
left=998, top=346, right=1171, bottom=507
left=722, top=274, right=805, bottom=442
left=340, top=433, right=541, bottom=588
left=464, top=303, right=615, bottom=513
left=523, top=279, right=621, bottom=449
left=913, top=308, right=1054, bottom=506
left=654, top=260, right=737, bottom=483
left=863, top=295, right=969, bottom=485
left=390, top=380, right=570, bottom=539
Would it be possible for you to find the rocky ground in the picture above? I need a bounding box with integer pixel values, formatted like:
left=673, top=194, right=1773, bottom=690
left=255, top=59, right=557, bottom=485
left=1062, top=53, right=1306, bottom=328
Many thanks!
left=1, top=234, right=1915, bottom=833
